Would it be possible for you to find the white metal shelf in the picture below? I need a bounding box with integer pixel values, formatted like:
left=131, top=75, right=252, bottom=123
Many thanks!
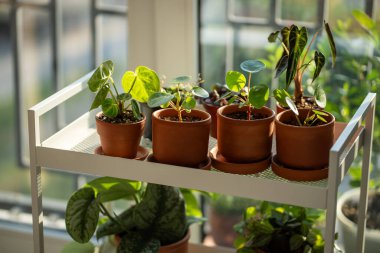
left=28, top=72, right=376, bottom=253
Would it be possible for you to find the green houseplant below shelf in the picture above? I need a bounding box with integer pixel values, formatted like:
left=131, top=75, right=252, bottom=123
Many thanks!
left=65, top=177, right=203, bottom=253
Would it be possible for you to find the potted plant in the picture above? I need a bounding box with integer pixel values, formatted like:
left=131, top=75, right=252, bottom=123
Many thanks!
left=121, top=65, right=161, bottom=140
left=272, top=98, right=335, bottom=180
left=201, top=83, right=231, bottom=138
left=206, top=195, right=258, bottom=247
left=214, top=59, right=274, bottom=172
left=65, top=177, right=203, bottom=253
left=268, top=22, right=337, bottom=112
left=147, top=75, right=211, bottom=168
left=233, top=202, right=328, bottom=253
left=88, top=60, right=158, bottom=158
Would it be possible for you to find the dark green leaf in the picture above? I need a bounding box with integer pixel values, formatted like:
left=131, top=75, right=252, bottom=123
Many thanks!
left=300, top=222, right=310, bottom=236
left=118, top=232, right=160, bottom=253
left=290, top=234, right=305, bottom=251
left=240, top=60, right=266, bottom=73
left=88, top=60, right=114, bottom=92
left=131, top=99, right=142, bottom=121
left=182, top=96, right=196, bottom=111
left=226, top=71, right=246, bottom=92
left=251, top=234, right=272, bottom=248
left=65, top=187, right=99, bottom=243
left=275, top=55, right=289, bottom=78
left=86, top=177, right=141, bottom=203
left=285, top=97, right=298, bottom=116
left=286, top=25, right=308, bottom=88
left=312, top=51, right=326, bottom=83
left=268, top=31, right=280, bottom=42
left=281, top=26, right=291, bottom=49
left=273, top=88, right=291, bottom=107
left=96, top=207, right=136, bottom=239
left=324, top=21, right=337, bottom=67
left=102, top=98, right=119, bottom=118
left=171, top=76, right=191, bottom=84
left=147, top=92, right=174, bottom=108
left=133, top=184, right=187, bottom=245
left=117, top=93, right=132, bottom=101
left=303, top=244, right=312, bottom=253
left=121, top=66, right=160, bottom=103
left=90, top=86, right=109, bottom=110
left=228, top=96, right=237, bottom=104
left=248, top=84, right=269, bottom=108
left=314, top=85, right=327, bottom=108
left=306, top=231, right=317, bottom=245
left=192, top=86, right=209, bottom=98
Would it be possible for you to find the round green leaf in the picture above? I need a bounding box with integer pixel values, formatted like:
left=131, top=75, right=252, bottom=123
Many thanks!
left=285, top=97, right=299, bottom=116
left=170, top=76, right=191, bottom=84
left=102, top=98, right=119, bottom=118
left=147, top=92, right=174, bottom=108
left=65, top=187, right=99, bottom=243
left=248, top=84, right=269, bottom=108
left=226, top=71, right=246, bottom=92
left=240, top=60, right=266, bottom=73
left=117, top=93, right=132, bottom=101
left=61, top=242, right=95, bottom=253
left=90, top=86, right=109, bottom=110
left=192, top=86, right=209, bottom=98
left=131, top=99, right=142, bottom=121
left=273, top=88, right=290, bottom=107
left=121, top=66, right=160, bottom=103
left=182, top=96, right=196, bottom=110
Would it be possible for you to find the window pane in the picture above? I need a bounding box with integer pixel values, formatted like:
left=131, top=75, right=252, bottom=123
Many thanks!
left=231, top=0, right=270, bottom=20
left=279, top=0, right=318, bottom=23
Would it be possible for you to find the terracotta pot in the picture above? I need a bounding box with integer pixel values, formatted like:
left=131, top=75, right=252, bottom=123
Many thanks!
left=275, top=109, right=335, bottom=170
left=159, top=231, right=190, bottom=253
left=113, top=231, right=190, bottom=253
left=202, top=100, right=220, bottom=138
left=209, top=208, right=241, bottom=247
left=152, top=109, right=211, bottom=167
left=96, top=112, right=145, bottom=158
left=217, top=105, right=275, bottom=163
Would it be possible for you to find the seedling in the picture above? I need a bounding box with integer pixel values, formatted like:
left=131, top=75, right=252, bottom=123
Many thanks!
left=147, top=75, right=209, bottom=122
left=88, top=60, right=160, bottom=121
left=224, top=60, right=270, bottom=120
left=285, top=97, right=328, bottom=127
left=269, top=22, right=336, bottom=107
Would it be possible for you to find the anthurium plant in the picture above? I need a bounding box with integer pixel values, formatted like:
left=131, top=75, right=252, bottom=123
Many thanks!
left=88, top=60, right=160, bottom=121
left=269, top=22, right=337, bottom=108
left=234, top=202, right=329, bottom=253
left=224, top=60, right=270, bottom=120
left=65, top=177, right=203, bottom=253
left=147, top=75, right=209, bottom=122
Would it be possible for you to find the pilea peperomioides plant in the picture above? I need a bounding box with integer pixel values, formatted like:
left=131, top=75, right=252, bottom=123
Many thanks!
left=65, top=177, right=202, bottom=253
left=269, top=22, right=337, bottom=108
left=147, top=75, right=209, bottom=122
left=224, top=60, right=270, bottom=119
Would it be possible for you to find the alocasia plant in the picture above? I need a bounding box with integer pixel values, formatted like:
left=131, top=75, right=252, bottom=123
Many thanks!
left=269, top=22, right=336, bottom=108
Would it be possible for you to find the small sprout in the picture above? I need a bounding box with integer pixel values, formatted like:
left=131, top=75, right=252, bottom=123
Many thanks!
left=147, top=75, right=209, bottom=122
left=225, top=60, right=269, bottom=120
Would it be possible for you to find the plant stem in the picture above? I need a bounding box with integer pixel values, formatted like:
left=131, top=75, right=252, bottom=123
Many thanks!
left=110, top=77, right=120, bottom=98
left=247, top=72, right=252, bottom=120
left=176, top=84, right=183, bottom=122
left=99, top=202, right=125, bottom=229
left=178, top=109, right=183, bottom=122
left=295, top=115, right=303, bottom=126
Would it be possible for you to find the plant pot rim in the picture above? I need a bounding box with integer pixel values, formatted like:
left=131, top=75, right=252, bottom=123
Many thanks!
left=217, top=104, right=275, bottom=123
left=96, top=111, right=146, bottom=125
left=152, top=108, right=211, bottom=124
left=275, top=108, right=335, bottom=129
left=160, top=230, right=191, bottom=250
left=337, top=188, right=380, bottom=238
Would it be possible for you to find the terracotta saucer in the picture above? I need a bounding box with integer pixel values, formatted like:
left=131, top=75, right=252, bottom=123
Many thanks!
left=271, top=155, right=328, bottom=181
left=209, top=146, right=271, bottom=175
left=147, top=154, right=212, bottom=170
left=94, top=146, right=149, bottom=161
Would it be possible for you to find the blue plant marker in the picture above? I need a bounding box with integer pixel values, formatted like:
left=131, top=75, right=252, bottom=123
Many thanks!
left=240, top=60, right=266, bottom=73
